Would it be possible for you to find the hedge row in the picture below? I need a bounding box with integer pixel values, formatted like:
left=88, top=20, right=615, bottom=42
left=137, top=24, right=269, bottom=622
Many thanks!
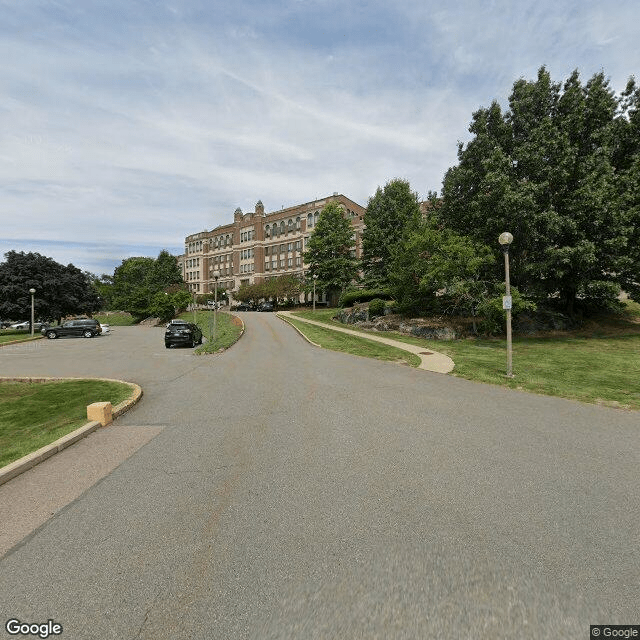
left=339, top=289, right=393, bottom=307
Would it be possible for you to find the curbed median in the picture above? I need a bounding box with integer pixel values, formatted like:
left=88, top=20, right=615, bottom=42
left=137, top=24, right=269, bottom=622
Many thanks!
left=0, top=376, right=142, bottom=486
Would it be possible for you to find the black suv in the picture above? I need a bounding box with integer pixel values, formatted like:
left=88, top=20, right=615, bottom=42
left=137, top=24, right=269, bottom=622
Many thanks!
left=43, top=319, right=102, bottom=339
left=165, top=320, right=203, bottom=348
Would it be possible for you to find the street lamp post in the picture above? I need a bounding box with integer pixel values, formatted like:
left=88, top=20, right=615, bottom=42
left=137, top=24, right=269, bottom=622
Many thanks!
left=498, top=232, right=514, bottom=378
left=212, top=270, right=220, bottom=346
left=29, top=288, right=36, bottom=337
left=313, top=274, right=318, bottom=312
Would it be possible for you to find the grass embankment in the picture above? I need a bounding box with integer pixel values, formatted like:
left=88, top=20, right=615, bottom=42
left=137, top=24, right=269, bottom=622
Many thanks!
left=0, top=379, right=134, bottom=467
left=291, top=305, right=640, bottom=410
left=284, top=315, right=420, bottom=367
left=93, top=312, right=137, bottom=326
left=178, top=310, right=244, bottom=354
left=0, top=330, right=42, bottom=345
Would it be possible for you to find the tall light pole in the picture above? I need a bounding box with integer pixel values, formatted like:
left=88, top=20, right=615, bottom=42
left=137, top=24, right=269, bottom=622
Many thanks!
left=213, top=270, right=220, bottom=345
left=312, top=274, right=318, bottom=312
left=29, top=288, right=36, bottom=337
left=498, top=232, right=514, bottom=378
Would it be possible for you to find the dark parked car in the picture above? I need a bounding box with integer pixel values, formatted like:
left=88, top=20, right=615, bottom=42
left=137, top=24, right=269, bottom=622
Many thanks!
left=164, top=320, right=203, bottom=348
left=256, top=302, right=274, bottom=312
left=43, top=318, right=102, bottom=339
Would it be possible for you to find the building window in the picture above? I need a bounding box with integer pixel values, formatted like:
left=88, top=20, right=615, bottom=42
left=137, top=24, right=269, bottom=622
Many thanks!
left=296, top=216, right=301, bottom=229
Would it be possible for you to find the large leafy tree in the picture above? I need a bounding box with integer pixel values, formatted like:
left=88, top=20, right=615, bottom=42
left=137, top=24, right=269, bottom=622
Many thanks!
left=437, top=67, right=639, bottom=316
left=233, top=274, right=302, bottom=306
left=304, top=202, right=358, bottom=302
left=111, top=250, right=184, bottom=320
left=614, top=79, right=640, bottom=300
left=361, top=178, right=421, bottom=288
left=390, top=221, right=496, bottom=326
left=0, top=251, right=100, bottom=323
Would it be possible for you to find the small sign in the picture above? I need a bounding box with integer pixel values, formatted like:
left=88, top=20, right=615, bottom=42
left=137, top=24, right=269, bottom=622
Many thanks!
left=502, top=295, right=512, bottom=310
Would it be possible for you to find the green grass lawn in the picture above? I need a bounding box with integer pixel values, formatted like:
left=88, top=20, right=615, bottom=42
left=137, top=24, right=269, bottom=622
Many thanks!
left=0, top=329, right=42, bottom=344
left=0, top=379, right=135, bottom=467
left=93, top=312, right=137, bottom=326
left=284, top=316, right=420, bottom=367
left=178, top=310, right=244, bottom=354
left=290, top=307, right=640, bottom=410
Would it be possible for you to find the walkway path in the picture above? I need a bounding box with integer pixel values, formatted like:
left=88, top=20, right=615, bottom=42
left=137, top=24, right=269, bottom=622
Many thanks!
left=277, top=310, right=455, bottom=373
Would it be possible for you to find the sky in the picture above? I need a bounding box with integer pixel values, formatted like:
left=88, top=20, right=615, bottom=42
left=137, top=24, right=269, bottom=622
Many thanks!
left=1, top=0, right=639, bottom=276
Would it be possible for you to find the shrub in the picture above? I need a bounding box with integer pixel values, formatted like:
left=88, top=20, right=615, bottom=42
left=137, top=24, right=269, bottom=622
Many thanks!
left=339, top=288, right=392, bottom=307
left=368, top=298, right=386, bottom=317
left=477, top=285, right=536, bottom=335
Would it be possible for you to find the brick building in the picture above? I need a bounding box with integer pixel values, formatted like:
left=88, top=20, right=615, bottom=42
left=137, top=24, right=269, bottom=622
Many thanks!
left=178, top=193, right=366, bottom=302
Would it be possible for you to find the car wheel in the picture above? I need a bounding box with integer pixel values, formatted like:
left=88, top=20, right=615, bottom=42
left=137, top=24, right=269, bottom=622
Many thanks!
left=83, top=330, right=93, bottom=338
left=165, top=343, right=171, bottom=349
left=46, top=331, right=57, bottom=339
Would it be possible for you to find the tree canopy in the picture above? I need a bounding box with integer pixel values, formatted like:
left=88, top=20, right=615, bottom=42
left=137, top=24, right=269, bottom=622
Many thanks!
left=0, top=251, right=100, bottom=323
left=390, top=221, right=496, bottom=324
left=235, top=274, right=302, bottom=306
left=361, top=178, right=421, bottom=288
left=436, top=66, right=640, bottom=315
left=303, top=202, right=358, bottom=301
left=110, top=250, right=184, bottom=320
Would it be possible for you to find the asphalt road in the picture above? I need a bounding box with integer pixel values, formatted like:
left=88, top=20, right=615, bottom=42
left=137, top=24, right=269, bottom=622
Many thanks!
left=0, top=316, right=638, bottom=639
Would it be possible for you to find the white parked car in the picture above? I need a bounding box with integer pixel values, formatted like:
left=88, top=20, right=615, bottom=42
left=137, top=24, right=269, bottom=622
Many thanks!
left=9, top=320, right=42, bottom=330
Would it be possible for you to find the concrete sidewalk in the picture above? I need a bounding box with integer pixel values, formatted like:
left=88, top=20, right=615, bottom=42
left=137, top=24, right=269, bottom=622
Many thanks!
left=278, top=311, right=455, bottom=374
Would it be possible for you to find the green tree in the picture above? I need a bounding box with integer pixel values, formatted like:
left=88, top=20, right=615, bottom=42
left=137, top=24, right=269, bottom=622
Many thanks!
left=390, top=222, right=496, bottom=328
left=172, top=290, right=192, bottom=313
left=92, top=274, right=115, bottom=310
left=111, top=251, right=183, bottom=320
left=235, top=282, right=254, bottom=304
left=614, top=78, right=640, bottom=300
left=437, top=67, right=637, bottom=316
left=304, top=202, right=358, bottom=303
left=0, top=251, right=100, bottom=324
left=267, top=274, right=302, bottom=305
left=361, top=178, right=421, bottom=288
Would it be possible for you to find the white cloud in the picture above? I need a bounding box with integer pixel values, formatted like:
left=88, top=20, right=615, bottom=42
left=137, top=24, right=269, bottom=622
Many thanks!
left=1, top=0, right=639, bottom=274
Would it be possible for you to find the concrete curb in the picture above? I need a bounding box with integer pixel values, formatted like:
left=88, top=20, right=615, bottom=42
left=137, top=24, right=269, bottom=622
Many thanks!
left=277, top=311, right=455, bottom=374
left=276, top=313, right=322, bottom=348
left=0, top=377, right=143, bottom=486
